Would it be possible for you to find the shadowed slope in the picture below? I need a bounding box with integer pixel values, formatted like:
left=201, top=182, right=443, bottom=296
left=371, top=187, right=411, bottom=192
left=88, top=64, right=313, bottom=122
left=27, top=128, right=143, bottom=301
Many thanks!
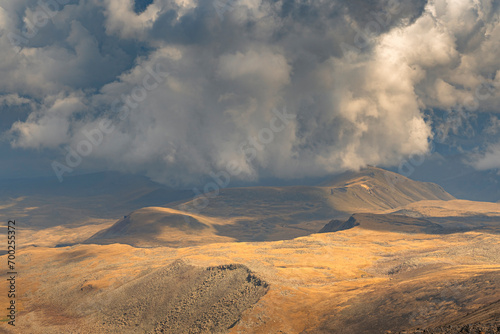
left=85, top=207, right=236, bottom=247
left=319, top=212, right=500, bottom=235
left=84, top=167, right=456, bottom=247
left=387, top=199, right=500, bottom=218
left=319, top=213, right=444, bottom=234
left=309, top=269, right=500, bottom=334
left=449, top=299, right=500, bottom=326
left=393, top=299, right=500, bottom=333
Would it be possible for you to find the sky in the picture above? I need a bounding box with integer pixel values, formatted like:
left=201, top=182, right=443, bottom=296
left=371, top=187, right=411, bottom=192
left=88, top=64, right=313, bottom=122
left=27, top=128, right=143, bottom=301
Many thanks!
left=0, top=0, right=500, bottom=187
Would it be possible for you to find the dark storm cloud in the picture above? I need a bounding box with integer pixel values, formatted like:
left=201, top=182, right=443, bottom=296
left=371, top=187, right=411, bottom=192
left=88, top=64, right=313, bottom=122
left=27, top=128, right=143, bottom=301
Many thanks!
left=0, top=0, right=499, bottom=184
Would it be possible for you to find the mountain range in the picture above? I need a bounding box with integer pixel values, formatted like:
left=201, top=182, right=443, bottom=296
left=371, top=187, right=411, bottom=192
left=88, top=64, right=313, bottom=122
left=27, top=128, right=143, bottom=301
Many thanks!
left=1, top=166, right=499, bottom=334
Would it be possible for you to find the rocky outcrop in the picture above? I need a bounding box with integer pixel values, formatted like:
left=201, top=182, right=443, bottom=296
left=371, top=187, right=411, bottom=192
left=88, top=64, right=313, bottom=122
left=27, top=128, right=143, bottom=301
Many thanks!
left=319, top=216, right=360, bottom=233
left=92, top=260, right=269, bottom=334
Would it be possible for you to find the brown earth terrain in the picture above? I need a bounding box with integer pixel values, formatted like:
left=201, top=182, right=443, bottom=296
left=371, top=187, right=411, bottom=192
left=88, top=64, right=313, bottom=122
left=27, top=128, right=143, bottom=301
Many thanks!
left=3, top=221, right=500, bottom=333
left=1, top=167, right=499, bottom=333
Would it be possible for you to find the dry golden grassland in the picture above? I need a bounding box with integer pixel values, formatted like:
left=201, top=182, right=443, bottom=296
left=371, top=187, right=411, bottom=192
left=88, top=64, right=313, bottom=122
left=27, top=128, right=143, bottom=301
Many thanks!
left=1, top=220, right=499, bottom=333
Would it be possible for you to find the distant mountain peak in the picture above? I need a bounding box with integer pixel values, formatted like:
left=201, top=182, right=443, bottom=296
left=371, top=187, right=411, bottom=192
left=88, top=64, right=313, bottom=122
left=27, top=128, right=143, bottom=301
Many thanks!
left=319, top=167, right=454, bottom=212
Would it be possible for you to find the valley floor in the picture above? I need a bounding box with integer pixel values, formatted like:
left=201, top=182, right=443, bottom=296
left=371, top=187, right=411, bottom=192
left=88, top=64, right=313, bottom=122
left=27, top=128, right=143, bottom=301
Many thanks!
left=2, top=225, right=500, bottom=333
